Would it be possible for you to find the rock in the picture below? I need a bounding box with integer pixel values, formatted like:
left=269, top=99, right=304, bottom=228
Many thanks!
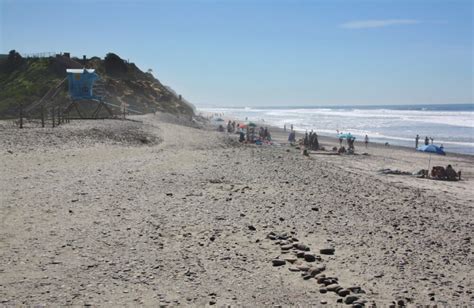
left=319, top=288, right=327, bottom=294
left=338, top=289, right=350, bottom=297
left=320, top=300, right=327, bottom=304
left=320, top=247, right=335, bottom=255
left=277, top=233, right=289, bottom=240
left=326, top=283, right=341, bottom=292
left=267, top=235, right=277, bottom=240
left=317, top=277, right=326, bottom=284
left=345, top=295, right=359, bottom=305
left=294, top=243, right=310, bottom=251
left=304, top=253, right=316, bottom=262
left=308, top=265, right=325, bottom=276
left=352, top=304, right=363, bottom=308
left=337, top=298, right=343, bottom=303
left=348, top=286, right=363, bottom=293
left=302, top=274, right=312, bottom=280
left=296, top=251, right=306, bottom=258
left=353, top=300, right=367, bottom=306
left=324, top=278, right=338, bottom=286
left=311, top=207, right=319, bottom=211
left=281, top=244, right=293, bottom=250
left=272, top=259, right=286, bottom=266
left=283, top=256, right=297, bottom=263
left=288, top=267, right=300, bottom=272
left=248, top=225, right=256, bottom=231
left=296, top=264, right=310, bottom=271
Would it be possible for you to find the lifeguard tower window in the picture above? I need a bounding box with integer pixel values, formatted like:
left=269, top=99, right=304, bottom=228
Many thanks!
left=66, top=69, right=99, bottom=100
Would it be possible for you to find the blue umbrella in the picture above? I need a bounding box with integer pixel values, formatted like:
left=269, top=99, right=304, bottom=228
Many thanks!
left=417, top=144, right=446, bottom=174
left=417, top=144, right=446, bottom=155
left=337, top=133, right=355, bottom=140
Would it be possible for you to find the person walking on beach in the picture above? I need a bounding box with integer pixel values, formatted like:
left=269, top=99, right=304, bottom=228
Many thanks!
left=284, top=124, right=286, bottom=132
left=430, top=137, right=434, bottom=144
left=415, top=134, right=420, bottom=149
left=425, top=136, right=429, bottom=145
left=364, top=135, right=369, bottom=148
left=290, top=124, right=293, bottom=131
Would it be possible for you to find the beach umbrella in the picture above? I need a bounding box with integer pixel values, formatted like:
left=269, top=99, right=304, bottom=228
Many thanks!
left=247, top=121, right=257, bottom=127
left=337, top=133, right=355, bottom=140
left=417, top=144, right=446, bottom=174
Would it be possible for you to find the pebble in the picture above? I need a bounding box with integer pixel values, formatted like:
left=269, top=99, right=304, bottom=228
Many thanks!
left=283, top=256, right=297, bottom=263
left=272, top=259, right=286, bottom=266
left=320, top=247, right=335, bottom=255
left=319, top=288, right=327, bottom=294
left=338, top=288, right=350, bottom=297
left=288, top=267, right=300, bottom=272
left=281, top=244, right=293, bottom=250
left=294, top=243, right=310, bottom=251
left=296, top=251, right=306, bottom=258
left=304, top=253, right=316, bottom=262
left=348, top=286, right=362, bottom=293
left=344, top=295, right=359, bottom=304
left=317, top=277, right=326, bottom=284
left=296, top=264, right=310, bottom=271
left=326, top=283, right=341, bottom=292
left=308, top=266, right=324, bottom=276
left=320, top=300, right=327, bottom=304
left=248, top=225, right=256, bottom=231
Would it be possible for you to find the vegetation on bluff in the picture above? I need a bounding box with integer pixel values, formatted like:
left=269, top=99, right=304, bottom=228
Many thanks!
left=0, top=51, right=194, bottom=118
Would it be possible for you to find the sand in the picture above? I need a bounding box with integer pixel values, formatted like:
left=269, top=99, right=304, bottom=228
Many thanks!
left=1, top=114, right=473, bottom=306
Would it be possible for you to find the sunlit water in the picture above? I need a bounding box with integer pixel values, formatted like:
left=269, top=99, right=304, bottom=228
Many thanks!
left=198, top=104, right=474, bottom=155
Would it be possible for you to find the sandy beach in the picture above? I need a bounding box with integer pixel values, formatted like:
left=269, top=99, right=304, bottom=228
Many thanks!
left=1, top=114, right=473, bottom=306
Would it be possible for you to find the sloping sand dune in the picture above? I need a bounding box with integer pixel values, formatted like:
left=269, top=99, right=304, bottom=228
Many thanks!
left=0, top=114, right=472, bottom=306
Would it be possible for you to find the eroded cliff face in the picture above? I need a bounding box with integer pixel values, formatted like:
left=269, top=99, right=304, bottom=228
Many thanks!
left=0, top=51, right=194, bottom=118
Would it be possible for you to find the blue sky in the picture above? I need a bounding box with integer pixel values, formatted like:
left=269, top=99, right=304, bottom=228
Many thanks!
left=1, top=0, right=472, bottom=107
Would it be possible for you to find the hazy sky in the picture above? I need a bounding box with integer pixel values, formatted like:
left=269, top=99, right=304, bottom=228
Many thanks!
left=1, top=0, right=472, bottom=107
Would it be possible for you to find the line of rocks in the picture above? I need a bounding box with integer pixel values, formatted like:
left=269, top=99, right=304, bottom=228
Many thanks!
left=268, top=231, right=370, bottom=308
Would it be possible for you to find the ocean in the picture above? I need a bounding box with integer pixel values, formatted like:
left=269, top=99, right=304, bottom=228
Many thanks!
left=198, top=104, right=474, bottom=155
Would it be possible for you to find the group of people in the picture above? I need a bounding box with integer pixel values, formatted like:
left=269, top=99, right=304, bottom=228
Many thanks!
left=303, top=131, right=320, bottom=150
left=415, top=134, right=435, bottom=148
left=431, top=164, right=460, bottom=181
left=258, top=127, right=272, bottom=141
left=227, top=120, right=237, bottom=133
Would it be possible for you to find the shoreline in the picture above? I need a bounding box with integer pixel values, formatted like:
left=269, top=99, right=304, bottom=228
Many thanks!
left=198, top=104, right=474, bottom=156
left=208, top=114, right=474, bottom=160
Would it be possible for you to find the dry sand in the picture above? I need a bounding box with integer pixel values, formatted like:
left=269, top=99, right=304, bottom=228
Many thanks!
left=1, top=114, right=473, bottom=307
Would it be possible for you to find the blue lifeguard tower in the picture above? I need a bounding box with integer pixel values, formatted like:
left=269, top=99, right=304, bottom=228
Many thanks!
left=66, top=69, right=100, bottom=100
left=64, top=68, right=113, bottom=118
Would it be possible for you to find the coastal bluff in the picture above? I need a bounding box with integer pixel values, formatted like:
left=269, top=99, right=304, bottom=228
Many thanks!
left=0, top=51, right=194, bottom=118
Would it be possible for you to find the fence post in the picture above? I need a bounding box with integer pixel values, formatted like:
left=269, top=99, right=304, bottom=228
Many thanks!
left=57, top=107, right=61, bottom=126
left=19, top=102, right=23, bottom=129
left=41, top=105, right=45, bottom=128
left=52, top=107, right=55, bottom=128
